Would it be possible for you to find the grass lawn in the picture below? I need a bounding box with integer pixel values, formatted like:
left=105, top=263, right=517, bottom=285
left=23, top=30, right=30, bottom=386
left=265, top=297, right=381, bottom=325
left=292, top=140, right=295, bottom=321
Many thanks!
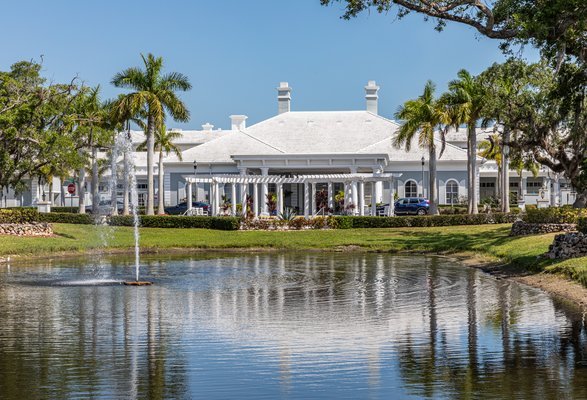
left=1, top=223, right=586, bottom=285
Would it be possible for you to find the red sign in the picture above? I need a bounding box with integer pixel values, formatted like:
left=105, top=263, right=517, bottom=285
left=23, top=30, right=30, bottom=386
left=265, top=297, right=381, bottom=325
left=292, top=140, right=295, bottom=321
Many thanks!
left=67, top=184, right=76, bottom=195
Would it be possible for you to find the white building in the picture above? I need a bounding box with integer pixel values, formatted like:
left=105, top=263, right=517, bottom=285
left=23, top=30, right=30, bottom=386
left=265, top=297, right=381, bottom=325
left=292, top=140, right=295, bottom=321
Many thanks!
left=3, top=81, right=576, bottom=213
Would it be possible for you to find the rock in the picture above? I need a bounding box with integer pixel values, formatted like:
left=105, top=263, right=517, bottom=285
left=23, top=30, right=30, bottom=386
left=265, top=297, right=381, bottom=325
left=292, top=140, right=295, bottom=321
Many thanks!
left=0, top=223, right=53, bottom=237
left=510, top=221, right=577, bottom=236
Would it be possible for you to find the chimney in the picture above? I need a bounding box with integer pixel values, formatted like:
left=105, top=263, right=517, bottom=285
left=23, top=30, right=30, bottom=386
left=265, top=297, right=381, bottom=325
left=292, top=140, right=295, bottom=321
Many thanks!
left=365, top=80, right=380, bottom=115
left=230, top=115, right=248, bottom=131
left=202, top=122, right=214, bottom=131
left=277, top=82, right=291, bottom=114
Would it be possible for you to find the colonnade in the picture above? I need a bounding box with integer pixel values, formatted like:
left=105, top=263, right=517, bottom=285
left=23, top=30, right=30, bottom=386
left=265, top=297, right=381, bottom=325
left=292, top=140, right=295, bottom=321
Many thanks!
left=184, top=173, right=398, bottom=218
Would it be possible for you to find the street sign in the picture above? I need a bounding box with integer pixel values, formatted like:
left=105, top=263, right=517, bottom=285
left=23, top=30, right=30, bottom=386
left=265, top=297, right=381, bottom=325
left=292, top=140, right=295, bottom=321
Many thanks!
left=67, top=184, right=76, bottom=195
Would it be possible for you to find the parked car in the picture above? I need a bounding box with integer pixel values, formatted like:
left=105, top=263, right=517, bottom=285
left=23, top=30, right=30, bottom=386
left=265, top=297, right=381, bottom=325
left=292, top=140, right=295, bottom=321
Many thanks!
left=164, top=201, right=209, bottom=215
left=85, top=200, right=124, bottom=214
left=393, top=197, right=430, bottom=215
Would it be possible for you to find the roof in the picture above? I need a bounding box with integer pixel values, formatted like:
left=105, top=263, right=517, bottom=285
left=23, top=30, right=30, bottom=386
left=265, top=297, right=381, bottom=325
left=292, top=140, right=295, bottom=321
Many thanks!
left=173, top=110, right=470, bottom=164
left=444, top=126, right=495, bottom=143
left=129, top=128, right=231, bottom=145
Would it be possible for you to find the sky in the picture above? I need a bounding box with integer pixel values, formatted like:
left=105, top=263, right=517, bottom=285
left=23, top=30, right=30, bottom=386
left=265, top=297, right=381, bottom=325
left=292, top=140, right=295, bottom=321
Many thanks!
left=1, top=0, right=538, bottom=130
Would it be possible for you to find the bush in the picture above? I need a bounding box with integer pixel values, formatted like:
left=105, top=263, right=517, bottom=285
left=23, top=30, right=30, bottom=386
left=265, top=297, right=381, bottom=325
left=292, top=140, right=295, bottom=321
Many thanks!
left=110, top=215, right=240, bottom=230
left=330, top=213, right=518, bottom=229
left=524, top=206, right=584, bottom=224
left=0, top=208, right=40, bottom=223
left=51, top=207, right=79, bottom=213
left=38, top=212, right=94, bottom=225
left=578, top=218, right=587, bottom=234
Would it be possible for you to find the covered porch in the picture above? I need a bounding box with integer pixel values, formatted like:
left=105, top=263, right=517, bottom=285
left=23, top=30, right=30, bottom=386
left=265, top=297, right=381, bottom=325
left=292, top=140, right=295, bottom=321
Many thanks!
left=184, top=173, right=400, bottom=218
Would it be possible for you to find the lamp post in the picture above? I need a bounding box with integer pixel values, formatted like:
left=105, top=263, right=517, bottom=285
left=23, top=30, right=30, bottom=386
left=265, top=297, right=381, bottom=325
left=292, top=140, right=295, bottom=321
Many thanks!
left=193, top=161, right=198, bottom=203
left=421, top=156, right=425, bottom=198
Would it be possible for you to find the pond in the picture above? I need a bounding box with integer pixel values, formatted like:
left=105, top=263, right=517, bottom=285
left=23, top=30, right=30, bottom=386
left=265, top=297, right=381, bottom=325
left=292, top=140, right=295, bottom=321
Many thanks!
left=0, top=253, right=586, bottom=399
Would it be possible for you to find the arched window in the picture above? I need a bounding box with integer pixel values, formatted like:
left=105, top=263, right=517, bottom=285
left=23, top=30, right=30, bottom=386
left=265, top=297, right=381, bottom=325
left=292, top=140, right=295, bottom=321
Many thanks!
left=405, top=180, right=418, bottom=198
left=446, top=180, right=459, bottom=204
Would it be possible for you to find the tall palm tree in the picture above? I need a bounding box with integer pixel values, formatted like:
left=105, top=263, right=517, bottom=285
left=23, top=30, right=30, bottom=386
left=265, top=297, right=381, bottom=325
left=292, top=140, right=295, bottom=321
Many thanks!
left=478, top=133, right=503, bottom=203
left=443, top=70, right=487, bottom=214
left=111, top=53, right=191, bottom=215
left=137, top=124, right=183, bottom=214
left=75, top=86, right=113, bottom=214
left=394, top=81, right=449, bottom=215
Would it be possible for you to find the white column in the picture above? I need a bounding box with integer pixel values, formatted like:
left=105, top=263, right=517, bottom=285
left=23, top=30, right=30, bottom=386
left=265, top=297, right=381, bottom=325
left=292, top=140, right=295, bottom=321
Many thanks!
left=327, top=182, right=334, bottom=212
left=371, top=182, right=377, bottom=216
left=253, top=182, right=259, bottom=218
left=552, top=175, right=560, bottom=207
left=358, top=181, right=365, bottom=216
left=261, top=168, right=269, bottom=215
left=277, top=183, right=284, bottom=215
left=351, top=180, right=358, bottom=215
left=304, top=182, right=310, bottom=218
left=214, top=181, right=220, bottom=216
left=240, top=182, right=248, bottom=216
left=311, top=182, right=316, bottom=215
left=373, top=168, right=383, bottom=203
left=389, top=178, right=395, bottom=216
left=186, top=182, right=193, bottom=213
left=210, top=181, right=215, bottom=216
left=231, top=183, right=237, bottom=216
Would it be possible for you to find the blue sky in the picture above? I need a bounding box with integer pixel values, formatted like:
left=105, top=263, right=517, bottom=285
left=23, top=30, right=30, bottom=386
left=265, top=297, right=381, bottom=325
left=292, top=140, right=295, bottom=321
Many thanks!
left=1, top=0, right=538, bottom=129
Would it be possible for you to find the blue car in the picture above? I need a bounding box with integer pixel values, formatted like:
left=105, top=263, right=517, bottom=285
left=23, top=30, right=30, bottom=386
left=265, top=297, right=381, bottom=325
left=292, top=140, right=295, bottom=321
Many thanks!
left=394, top=197, right=430, bottom=215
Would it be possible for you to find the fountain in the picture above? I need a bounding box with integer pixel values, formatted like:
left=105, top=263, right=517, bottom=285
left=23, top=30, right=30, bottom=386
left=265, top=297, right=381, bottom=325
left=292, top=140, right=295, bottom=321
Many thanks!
left=110, top=131, right=152, bottom=286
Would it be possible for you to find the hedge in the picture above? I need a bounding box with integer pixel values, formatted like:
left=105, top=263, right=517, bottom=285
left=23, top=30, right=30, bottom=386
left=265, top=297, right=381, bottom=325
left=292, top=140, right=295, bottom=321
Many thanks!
left=37, top=212, right=94, bottom=225
left=523, top=206, right=584, bottom=224
left=51, top=207, right=79, bottom=213
left=330, top=213, right=519, bottom=229
left=0, top=208, right=40, bottom=224
left=578, top=218, right=587, bottom=234
left=110, top=215, right=240, bottom=230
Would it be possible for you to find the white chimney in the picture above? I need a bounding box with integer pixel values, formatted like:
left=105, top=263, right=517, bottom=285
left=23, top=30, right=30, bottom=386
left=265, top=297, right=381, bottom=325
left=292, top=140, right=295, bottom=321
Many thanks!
left=202, top=122, right=214, bottom=131
left=365, top=80, right=380, bottom=115
left=277, top=82, right=291, bottom=114
left=230, top=115, right=248, bottom=131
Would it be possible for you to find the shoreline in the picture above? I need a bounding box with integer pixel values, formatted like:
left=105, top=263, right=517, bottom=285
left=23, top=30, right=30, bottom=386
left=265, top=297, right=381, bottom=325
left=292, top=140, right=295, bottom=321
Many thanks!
left=2, top=245, right=586, bottom=310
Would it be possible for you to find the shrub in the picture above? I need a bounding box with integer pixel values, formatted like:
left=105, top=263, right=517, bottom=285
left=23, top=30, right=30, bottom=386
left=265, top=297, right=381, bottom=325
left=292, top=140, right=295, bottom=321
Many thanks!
left=51, top=207, right=79, bottom=213
left=288, top=216, right=308, bottom=230
left=330, top=213, right=518, bottom=229
left=38, top=212, right=94, bottom=225
left=524, top=206, right=583, bottom=224
left=0, top=208, right=40, bottom=223
left=578, top=218, right=587, bottom=234
left=109, top=215, right=239, bottom=230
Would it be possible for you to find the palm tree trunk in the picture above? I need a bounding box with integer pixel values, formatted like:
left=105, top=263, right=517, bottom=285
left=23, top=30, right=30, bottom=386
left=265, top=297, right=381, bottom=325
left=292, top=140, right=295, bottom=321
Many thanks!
left=49, top=178, right=54, bottom=206
left=60, top=176, right=66, bottom=206
left=146, top=114, right=155, bottom=215
left=501, top=127, right=510, bottom=213
left=91, top=144, right=100, bottom=215
left=428, top=144, right=439, bottom=215
left=468, top=124, right=479, bottom=214
left=78, top=161, right=86, bottom=214
left=157, top=150, right=165, bottom=215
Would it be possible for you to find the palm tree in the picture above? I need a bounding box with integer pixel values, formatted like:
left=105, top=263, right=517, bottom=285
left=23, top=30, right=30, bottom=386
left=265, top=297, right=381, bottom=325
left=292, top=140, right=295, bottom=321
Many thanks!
left=137, top=124, right=183, bottom=214
left=443, top=70, right=487, bottom=214
left=394, top=81, right=449, bottom=215
left=75, top=86, right=112, bottom=214
left=478, top=133, right=503, bottom=203
left=111, top=53, right=191, bottom=215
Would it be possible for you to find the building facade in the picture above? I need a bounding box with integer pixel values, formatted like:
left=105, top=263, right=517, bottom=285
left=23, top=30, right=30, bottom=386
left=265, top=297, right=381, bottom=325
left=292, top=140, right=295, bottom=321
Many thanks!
left=2, top=81, right=576, bottom=212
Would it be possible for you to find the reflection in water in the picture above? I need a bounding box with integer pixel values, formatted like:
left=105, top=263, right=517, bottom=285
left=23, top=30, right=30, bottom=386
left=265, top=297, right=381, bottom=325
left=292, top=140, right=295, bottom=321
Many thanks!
left=0, top=253, right=586, bottom=399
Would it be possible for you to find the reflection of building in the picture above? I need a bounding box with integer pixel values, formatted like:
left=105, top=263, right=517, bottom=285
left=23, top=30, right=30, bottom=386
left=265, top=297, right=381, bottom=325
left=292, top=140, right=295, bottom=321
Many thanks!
left=0, top=254, right=585, bottom=398
left=2, top=82, right=576, bottom=209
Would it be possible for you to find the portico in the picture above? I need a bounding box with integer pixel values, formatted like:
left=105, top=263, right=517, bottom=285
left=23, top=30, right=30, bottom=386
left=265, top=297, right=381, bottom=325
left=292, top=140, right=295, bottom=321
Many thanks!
left=184, top=172, right=400, bottom=217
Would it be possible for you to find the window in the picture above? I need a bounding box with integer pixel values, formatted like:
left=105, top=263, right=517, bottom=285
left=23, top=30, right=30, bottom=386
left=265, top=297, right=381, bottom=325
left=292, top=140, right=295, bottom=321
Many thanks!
left=137, top=182, right=148, bottom=190
left=446, top=181, right=459, bottom=204
left=480, top=182, right=495, bottom=188
left=526, top=180, right=543, bottom=195
left=509, top=182, right=519, bottom=188
left=409, top=198, right=419, bottom=204
left=405, top=181, right=418, bottom=198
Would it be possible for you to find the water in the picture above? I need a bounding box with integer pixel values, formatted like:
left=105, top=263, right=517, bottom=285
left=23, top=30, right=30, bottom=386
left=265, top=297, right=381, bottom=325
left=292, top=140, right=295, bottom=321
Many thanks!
left=0, top=253, right=586, bottom=399
left=110, top=131, right=141, bottom=281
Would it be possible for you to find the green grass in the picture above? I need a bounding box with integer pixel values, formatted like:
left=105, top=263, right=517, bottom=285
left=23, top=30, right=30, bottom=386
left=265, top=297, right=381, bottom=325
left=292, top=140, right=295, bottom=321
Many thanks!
left=1, top=223, right=586, bottom=285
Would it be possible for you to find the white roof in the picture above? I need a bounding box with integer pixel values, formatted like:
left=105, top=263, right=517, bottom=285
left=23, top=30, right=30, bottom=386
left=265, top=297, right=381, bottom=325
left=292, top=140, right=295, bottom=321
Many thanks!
left=172, top=110, right=470, bottom=164
left=444, top=126, right=494, bottom=143
left=129, top=128, right=231, bottom=145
